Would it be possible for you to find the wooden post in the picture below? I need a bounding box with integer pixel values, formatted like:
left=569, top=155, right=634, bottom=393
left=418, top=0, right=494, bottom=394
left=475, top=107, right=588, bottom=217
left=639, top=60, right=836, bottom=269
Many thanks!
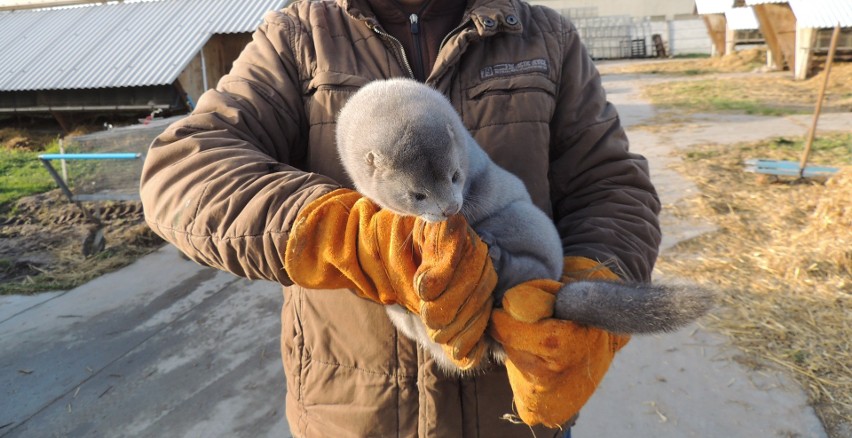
left=176, top=52, right=205, bottom=105
left=799, top=23, right=841, bottom=177
left=794, top=25, right=817, bottom=80
left=59, top=138, right=68, bottom=184
left=725, top=24, right=736, bottom=55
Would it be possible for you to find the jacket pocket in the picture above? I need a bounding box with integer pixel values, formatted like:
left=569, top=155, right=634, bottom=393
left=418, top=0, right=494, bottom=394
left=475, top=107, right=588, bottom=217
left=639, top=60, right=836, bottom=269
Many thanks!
left=461, top=73, right=556, bottom=135
left=465, top=74, right=556, bottom=100
left=303, top=71, right=369, bottom=121
left=281, top=285, right=304, bottom=401
left=305, top=71, right=370, bottom=94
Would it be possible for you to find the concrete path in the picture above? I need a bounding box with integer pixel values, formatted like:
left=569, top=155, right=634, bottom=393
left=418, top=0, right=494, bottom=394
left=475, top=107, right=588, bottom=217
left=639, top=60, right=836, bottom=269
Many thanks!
left=2, top=71, right=848, bottom=437
left=0, top=247, right=290, bottom=437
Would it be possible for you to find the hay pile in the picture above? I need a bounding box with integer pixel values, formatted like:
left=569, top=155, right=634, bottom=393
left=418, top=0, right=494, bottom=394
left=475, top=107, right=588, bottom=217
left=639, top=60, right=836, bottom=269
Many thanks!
left=707, top=48, right=766, bottom=71
left=598, top=49, right=767, bottom=75
left=787, top=169, right=852, bottom=279
left=0, top=127, right=53, bottom=150
left=657, top=136, right=852, bottom=436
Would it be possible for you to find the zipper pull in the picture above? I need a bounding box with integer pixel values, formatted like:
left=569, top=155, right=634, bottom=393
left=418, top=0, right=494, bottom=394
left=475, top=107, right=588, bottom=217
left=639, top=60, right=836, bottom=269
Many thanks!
left=410, top=14, right=420, bottom=35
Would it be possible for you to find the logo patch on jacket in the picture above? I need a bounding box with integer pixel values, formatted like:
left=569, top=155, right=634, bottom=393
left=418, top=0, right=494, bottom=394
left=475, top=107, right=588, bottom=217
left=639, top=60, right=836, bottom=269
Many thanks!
left=480, top=59, right=548, bottom=79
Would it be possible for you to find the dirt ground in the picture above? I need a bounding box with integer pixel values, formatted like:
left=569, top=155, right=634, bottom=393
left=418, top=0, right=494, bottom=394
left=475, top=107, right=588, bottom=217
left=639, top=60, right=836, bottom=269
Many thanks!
left=598, top=52, right=851, bottom=436
left=1, top=117, right=173, bottom=295
left=656, top=140, right=851, bottom=437
left=0, top=190, right=163, bottom=295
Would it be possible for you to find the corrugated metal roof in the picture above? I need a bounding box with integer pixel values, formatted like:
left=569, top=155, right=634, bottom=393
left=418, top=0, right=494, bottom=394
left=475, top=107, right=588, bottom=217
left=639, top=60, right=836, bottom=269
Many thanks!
left=744, top=0, right=787, bottom=5
left=0, top=1, right=107, bottom=12
left=789, top=0, right=852, bottom=28
left=726, top=6, right=760, bottom=30
left=695, top=0, right=735, bottom=15
left=0, top=0, right=287, bottom=91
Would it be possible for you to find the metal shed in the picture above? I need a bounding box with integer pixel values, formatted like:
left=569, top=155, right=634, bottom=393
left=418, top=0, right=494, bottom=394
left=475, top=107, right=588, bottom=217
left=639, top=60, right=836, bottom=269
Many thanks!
left=745, top=0, right=852, bottom=78
left=695, top=0, right=764, bottom=56
left=0, top=0, right=286, bottom=127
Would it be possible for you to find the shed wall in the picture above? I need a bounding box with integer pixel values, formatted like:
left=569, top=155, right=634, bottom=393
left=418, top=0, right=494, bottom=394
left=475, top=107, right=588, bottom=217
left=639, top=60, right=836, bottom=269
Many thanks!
left=0, top=85, right=178, bottom=114
left=656, top=17, right=715, bottom=55
left=177, top=33, right=252, bottom=106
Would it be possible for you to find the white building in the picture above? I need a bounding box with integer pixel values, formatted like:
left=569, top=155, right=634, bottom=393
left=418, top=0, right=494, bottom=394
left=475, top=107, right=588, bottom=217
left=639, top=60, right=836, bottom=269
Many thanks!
left=529, top=0, right=697, bottom=20
left=529, top=0, right=714, bottom=58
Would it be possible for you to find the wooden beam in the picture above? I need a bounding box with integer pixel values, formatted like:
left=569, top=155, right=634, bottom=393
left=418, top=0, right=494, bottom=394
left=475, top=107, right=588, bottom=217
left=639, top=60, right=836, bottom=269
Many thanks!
left=49, top=110, right=73, bottom=134
left=766, top=3, right=798, bottom=71
left=752, top=4, right=784, bottom=69
left=702, top=14, right=727, bottom=57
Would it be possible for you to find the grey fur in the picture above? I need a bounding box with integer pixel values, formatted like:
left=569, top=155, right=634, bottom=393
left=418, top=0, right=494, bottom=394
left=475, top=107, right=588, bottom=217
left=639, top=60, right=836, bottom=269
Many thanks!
left=556, top=280, right=716, bottom=334
left=336, top=78, right=715, bottom=373
left=337, top=78, right=562, bottom=372
left=337, top=78, right=563, bottom=296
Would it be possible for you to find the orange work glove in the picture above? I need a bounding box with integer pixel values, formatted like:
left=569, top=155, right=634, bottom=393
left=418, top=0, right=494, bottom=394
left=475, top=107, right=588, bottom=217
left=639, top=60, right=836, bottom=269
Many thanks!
left=284, top=188, right=496, bottom=369
left=489, top=256, right=632, bottom=428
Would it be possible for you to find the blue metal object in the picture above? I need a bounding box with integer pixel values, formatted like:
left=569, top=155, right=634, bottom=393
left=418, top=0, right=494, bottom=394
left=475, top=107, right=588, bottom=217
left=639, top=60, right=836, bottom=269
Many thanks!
left=744, top=159, right=839, bottom=178
left=38, top=153, right=141, bottom=161
left=37, top=151, right=144, bottom=255
left=38, top=152, right=143, bottom=224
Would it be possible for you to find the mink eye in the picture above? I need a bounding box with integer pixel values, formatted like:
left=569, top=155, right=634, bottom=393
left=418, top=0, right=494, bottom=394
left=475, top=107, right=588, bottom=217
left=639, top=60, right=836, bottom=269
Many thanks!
left=411, top=192, right=427, bottom=201
left=451, top=171, right=460, bottom=183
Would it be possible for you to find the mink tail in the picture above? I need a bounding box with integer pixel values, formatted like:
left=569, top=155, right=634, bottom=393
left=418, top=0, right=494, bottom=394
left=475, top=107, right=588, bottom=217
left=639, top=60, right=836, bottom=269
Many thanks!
left=553, top=280, right=717, bottom=334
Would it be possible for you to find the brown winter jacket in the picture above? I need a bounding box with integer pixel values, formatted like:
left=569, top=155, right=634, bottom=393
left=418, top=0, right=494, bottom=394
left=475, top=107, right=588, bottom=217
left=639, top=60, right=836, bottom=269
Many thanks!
left=140, top=0, right=662, bottom=436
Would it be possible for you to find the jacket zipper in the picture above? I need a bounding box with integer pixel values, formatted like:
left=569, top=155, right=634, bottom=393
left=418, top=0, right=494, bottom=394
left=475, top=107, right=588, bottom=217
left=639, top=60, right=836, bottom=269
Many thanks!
left=369, top=24, right=416, bottom=79
left=367, top=14, right=472, bottom=81
left=409, top=14, right=426, bottom=81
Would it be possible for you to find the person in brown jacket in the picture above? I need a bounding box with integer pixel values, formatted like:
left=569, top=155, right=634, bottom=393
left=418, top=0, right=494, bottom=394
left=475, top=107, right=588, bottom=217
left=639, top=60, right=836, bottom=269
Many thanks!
left=140, top=0, right=662, bottom=436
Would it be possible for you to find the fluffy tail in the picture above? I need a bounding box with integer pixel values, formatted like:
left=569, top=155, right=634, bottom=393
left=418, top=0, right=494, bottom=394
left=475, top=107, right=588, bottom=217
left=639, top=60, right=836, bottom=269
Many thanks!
left=553, top=280, right=717, bottom=334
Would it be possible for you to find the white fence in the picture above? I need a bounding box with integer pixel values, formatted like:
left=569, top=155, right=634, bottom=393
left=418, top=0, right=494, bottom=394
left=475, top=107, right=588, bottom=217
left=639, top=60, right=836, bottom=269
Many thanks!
left=650, top=17, right=715, bottom=56
left=558, top=8, right=713, bottom=58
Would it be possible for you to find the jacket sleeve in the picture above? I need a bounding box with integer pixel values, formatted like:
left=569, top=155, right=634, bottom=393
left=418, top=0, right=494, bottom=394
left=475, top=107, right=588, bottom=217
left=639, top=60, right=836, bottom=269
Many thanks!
left=140, top=11, right=339, bottom=285
left=548, top=17, right=661, bottom=283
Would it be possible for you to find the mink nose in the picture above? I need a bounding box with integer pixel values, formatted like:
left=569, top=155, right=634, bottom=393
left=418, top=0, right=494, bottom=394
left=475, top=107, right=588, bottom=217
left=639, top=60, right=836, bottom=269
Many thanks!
left=442, top=202, right=461, bottom=217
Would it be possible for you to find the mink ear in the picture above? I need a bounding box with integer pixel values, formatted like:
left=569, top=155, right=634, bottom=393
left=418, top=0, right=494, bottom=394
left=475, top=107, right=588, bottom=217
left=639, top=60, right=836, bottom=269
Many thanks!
left=365, top=151, right=384, bottom=175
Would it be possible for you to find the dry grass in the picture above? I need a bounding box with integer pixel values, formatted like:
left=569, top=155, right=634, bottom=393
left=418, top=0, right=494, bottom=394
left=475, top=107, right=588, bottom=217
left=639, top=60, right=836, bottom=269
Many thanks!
left=657, top=133, right=852, bottom=436
left=599, top=48, right=852, bottom=116
left=598, top=49, right=767, bottom=75
left=0, top=127, right=58, bottom=151
left=642, top=62, right=852, bottom=115
left=0, top=190, right=164, bottom=295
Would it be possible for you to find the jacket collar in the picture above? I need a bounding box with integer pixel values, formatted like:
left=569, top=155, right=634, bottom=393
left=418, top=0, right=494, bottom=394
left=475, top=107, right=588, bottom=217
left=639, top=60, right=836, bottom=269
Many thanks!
left=366, top=0, right=466, bottom=26
left=340, top=0, right=523, bottom=37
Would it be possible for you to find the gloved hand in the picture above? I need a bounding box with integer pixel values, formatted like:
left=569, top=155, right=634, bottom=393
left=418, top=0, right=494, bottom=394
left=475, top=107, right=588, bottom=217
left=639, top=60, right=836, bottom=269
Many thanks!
left=414, top=213, right=498, bottom=369
left=284, top=188, right=496, bottom=369
left=489, top=256, right=631, bottom=428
